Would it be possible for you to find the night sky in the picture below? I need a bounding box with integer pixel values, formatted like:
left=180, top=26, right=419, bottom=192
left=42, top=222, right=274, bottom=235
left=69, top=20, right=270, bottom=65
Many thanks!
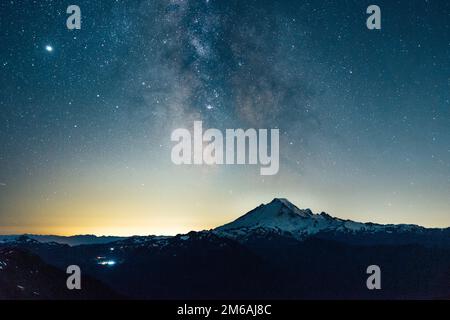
left=0, top=0, right=449, bottom=236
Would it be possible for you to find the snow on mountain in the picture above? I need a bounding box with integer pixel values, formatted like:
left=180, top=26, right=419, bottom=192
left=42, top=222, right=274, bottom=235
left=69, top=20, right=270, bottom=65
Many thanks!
left=2, top=198, right=446, bottom=248
left=0, top=234, right=126, bottom=246
left=214, top=198, right=427, bottom=240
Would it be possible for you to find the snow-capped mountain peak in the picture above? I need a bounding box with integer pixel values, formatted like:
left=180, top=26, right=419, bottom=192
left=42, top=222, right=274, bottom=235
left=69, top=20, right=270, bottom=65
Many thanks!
left=219, top=198, right=313, bottom=230
left=271, top=198, right=314, bottom=217
left=213, top=198, right=429, bottom=241
left=215, top=198, right=328, bottom=238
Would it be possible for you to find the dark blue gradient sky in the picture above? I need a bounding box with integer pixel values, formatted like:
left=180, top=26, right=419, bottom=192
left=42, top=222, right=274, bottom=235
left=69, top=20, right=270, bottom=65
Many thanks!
left=0, top=0, right=449, bottom=235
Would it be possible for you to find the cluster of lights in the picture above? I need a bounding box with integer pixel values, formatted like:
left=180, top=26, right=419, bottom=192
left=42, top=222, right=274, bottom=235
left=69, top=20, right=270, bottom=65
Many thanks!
left=96, top=255, right=116, bottom=266
left=98, top=260, right=116, bottom=266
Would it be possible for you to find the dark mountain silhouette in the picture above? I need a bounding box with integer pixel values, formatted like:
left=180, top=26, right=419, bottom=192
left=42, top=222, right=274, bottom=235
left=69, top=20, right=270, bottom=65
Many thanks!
left=0, top=234, right=125, bottom=246
left=1, top=198, right=450, bottom=299
left=2, top=233, right=275, bottom=299
left=0, top=247, right=120, bottom=299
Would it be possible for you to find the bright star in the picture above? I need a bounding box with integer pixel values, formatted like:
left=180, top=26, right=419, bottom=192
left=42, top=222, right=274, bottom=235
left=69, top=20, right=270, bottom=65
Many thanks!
left=45, top=45, right=53, bottom=52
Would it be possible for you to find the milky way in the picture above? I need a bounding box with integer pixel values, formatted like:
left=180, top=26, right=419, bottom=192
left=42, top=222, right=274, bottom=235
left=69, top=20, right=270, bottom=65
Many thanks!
left=0, top=0, right=449, bottom=235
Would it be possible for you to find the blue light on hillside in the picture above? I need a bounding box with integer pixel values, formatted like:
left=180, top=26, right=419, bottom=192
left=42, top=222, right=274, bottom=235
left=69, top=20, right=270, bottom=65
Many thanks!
left=98, top=260, right=116, bottom=266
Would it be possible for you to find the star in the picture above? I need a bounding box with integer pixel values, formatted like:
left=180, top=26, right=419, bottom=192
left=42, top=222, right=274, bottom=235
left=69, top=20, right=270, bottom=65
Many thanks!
left=45, top=45, right=53, bottom=52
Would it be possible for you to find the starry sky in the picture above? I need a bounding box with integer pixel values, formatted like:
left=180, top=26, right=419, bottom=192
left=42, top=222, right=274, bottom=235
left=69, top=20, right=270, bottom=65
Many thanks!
left=0, top=0, right=449, bottom=236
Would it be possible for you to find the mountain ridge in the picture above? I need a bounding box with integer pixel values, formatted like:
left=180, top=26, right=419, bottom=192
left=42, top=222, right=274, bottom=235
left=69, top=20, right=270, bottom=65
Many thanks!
left=2, top=198, right=450, bottom=299
left=0, top=234, right=126, bottom=246
left=213, top=198, right=450, bottom=246
left=2, top=198, right=449, bottom=246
